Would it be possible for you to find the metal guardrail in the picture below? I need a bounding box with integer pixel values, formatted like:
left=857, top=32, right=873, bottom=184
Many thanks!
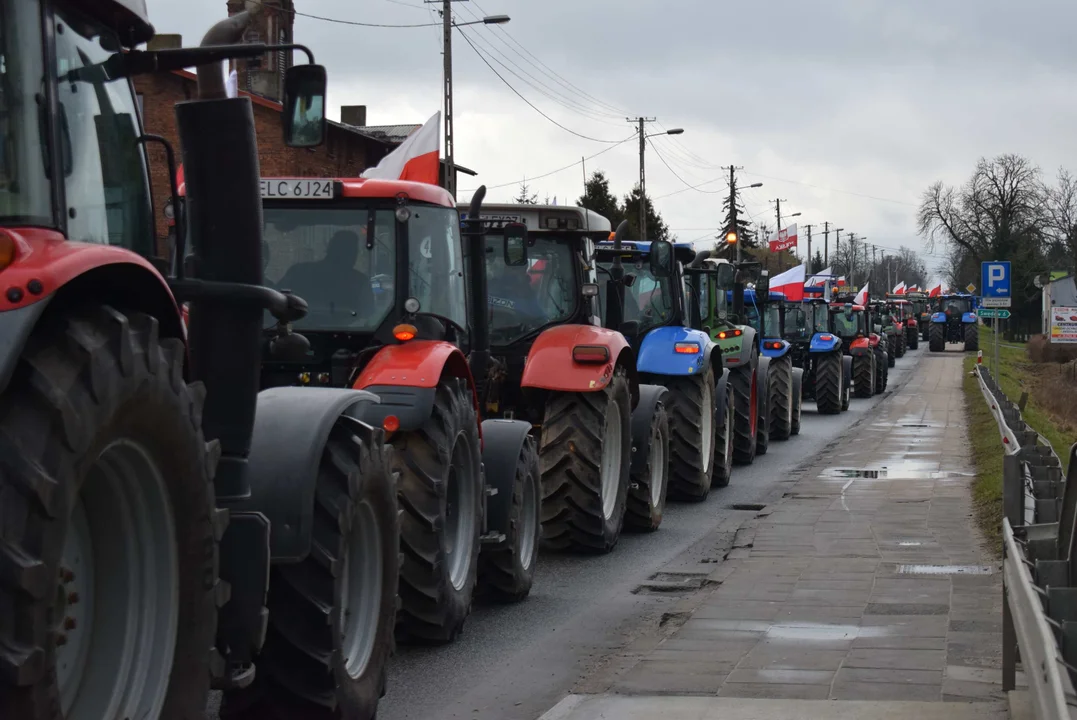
left=976, top=365, right=1077, bottom=718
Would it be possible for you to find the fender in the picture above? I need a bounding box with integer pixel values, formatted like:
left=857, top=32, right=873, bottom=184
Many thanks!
left=479, top=418, right=534, bottom=541
left=628, top=384, right=669, bottom=477
left=868, top=333, right=881, bottom=348
left=906, top=317, right=918, bottom=328
left=637, top=325, right=711, bottom=377
left=756, top=355, right=771, bottom=422
left=760, top=337, right=790, bottom=359
left=353, top=339, right=480, bottom=426
left=718, top=324, right=756, bottom=369
left=520, top=324, right=635, bottom=394
left=232, top=386, right=383, bottom=562
left=931, top=311, right=946, bottom=323
left=962, top=312, right=978, bottom=324
left=849, top=337, right=871, bottom=356
left=809, top=332, right=842, bottom=353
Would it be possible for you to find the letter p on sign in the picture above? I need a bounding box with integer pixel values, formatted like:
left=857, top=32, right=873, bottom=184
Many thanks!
left=981, top=261, right=1011, bottom=298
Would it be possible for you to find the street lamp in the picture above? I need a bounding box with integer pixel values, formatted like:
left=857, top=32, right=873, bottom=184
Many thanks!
left=434, top=3, right=512, bottom=198
left=635, top=125, right=685, bottom=240
left=747, top=182, right=763, bottom=189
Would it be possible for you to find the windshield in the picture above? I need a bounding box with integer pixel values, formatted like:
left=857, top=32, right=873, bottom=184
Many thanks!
left=407, top=206, right=468, bottom=331
left=784, top=303, right=809, bottom=340
left=597, top=257, right=676, bottom=333
left=831, top=309, right=859, bottom=337
left=939, top=297, right=972, bottom=315
left=263, top=206, right=396, bottom=331
left=763, top=305, right=781, bottom=338
left=486, top=233, right=576, bottom=345
left=0, top=0, right=52, bottom=225
left=813, top=303, right=830, bottom=333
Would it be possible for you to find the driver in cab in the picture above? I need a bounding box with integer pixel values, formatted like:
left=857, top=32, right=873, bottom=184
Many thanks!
left=487, top=249, right=547, bottom=329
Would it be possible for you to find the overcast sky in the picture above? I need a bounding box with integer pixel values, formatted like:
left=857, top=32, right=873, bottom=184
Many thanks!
left=145, top=0, right=1077, bottom=281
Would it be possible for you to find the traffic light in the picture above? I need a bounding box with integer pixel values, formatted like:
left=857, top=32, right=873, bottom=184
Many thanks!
left=725, top=230, right=738, bottom=244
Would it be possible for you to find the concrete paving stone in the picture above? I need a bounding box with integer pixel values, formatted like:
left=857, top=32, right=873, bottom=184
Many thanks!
left=864, top=602, right=949, bottom=615
left=829, top=681, right=942, bottom=702
left=737, top=646, right=848, bottom=671
left=945, top=665, right=1004, bottom=684
left=835, top=666, right=945, bottom=685
left=851, top=635, right=947, bottom=650
left=692, top=603, right=783, bottom=621
left=774, top=605, right=865, bottom=622
left=678, top=619, right=772, bottom=634
left=659, top=637, right=759, bottom=653
left=613, top=667, right=729, bottom=695
left=859, top=615, right=949, bottom=636
left=795, top=579, right=876, bottom=591
left=941, top=679, right=1006, bottom=702
left=787, top=588, right=873, bottom=606
left=844, top=648, right=947, bottom=670
left=648, top=648, right=755, bottom=664
left=949, top=619, right=1002, bottom=633
left=725, top=668, right=835, bottom=685
left=717, top=682, right=832, bottom=700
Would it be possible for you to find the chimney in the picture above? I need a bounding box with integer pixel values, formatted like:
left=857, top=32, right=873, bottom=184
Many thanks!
left=341, top=106, right=367, bottom=127
left=147, top=33, right=182, bottom=50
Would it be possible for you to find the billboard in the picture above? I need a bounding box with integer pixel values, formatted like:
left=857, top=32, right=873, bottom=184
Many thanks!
left=1050, top=306, right=1077, bottom=344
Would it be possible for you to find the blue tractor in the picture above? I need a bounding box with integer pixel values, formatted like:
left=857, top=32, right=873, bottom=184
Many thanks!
left=735, top=287, right=804, bottom=450
left=929, top=293, right=979, bottom=352
left=787, top=284, right=855, bottom=413
left=595, top=238, right=735, bottom=506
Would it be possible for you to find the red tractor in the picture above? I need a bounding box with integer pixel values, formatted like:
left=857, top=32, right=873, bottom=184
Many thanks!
left=0, top=4, right=398, bottom=720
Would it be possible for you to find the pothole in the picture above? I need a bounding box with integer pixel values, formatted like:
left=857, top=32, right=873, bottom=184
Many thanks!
left=729, top=503, right=766, bottom=511
left=632, top=572, right=716, bottom=595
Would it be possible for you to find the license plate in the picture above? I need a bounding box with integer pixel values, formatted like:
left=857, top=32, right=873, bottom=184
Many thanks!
left=260, top=178, right=337, bottom=199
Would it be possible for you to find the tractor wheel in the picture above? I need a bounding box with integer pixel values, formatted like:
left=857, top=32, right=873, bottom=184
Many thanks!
left=853, top=354, right=874, bottom=398
left=908, top=328, right=919, bottom=350
left=887, top=343, right=896, bottom=367
left=767, top=357, right=794, bottom=442
left=790, top=375, right=802, bottom=436
left=0, top=306, right=220, bottom=720
left=964, top=323, right=979, bottom=352
left=755, top=367, right=771, bottom=457
left=815, top=351, right=843, bottom=415
left=222, top=421, right=398, bottom=720
left=394, top=377, right=482, bottom=644
left=874, top=351, right=886, bottom=395
left=712, top=387, right=735, bottom=488
left=729, top=365, right=758, bottom=466
left=624, top=403, right=669, bottom=530
left=664, top=369, right=717, bottom=501
left=922, top=325, right=930, bottom=342
left=540, top=367, right=632, bottom=553
left=840, top=360, right=851, bottom=411
left=929, top=323, right=945, bottom=352
left=478, top=435, right=541, bottom=601
left=896, top=332, right=906, bottom=358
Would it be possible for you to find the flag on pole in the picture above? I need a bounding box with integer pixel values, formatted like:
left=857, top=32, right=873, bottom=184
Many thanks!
left=854, top=283, right=870, bottom=305
left=806, top=266, right=833, bottom=286
left=361, top=111, right=441, bottom=185
left=836, top=276, right=847, bottom=286
left=928, top=284, right=942, bottom=297
left=892, top=281, right=906, bottom=295
left=770, top=263, right=807, bottom=301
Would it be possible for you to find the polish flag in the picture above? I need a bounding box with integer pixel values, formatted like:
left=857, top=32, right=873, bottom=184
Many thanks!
left=836, top=276, right=847, bottom=286
left=770, top=263, right=807, bottom=301
left=928, top=283, right=941, bottom=297
left=893, top=281, right=906, bottom=295
left=854, top=283, right=870, bottom=305
left=806, top=266, right=833, bottom=286
left=361, top=111, right=441, bottom=185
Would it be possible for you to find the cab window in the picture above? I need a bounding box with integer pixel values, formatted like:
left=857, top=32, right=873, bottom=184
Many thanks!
left=408, top=206, right=468, bottom=332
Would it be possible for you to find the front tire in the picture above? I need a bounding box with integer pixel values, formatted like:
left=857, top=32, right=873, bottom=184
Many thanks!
left=908, top=327, right=919, bottom=350
left=767, top=357, right=794, bottom=442
left=815, top=352, right=842, bottom=415
left=874, top=350, right=886, bottom=395
left=929, top=323, right=945, bottom=352
left=540, top=367, right=632, bottom=553
left=712, top=386, right=735, bottom=488
left=729, top=365, right=758, bottom=465
left=789, top=372, right=802, bottom=436
left=964, top=323, right=979, bottom=352
left=853, top=354, right=874, bottom=398
left=0, top=306, right=220, bottom=720
left=478, top=436, right=541, bottom=602
left=624, top=404, right=669, bottom=530
left=394, top=377, right=482, bottom=644
left=664, top=369, right=716, bottom=501
left=222, top=421, right=398, bottom=720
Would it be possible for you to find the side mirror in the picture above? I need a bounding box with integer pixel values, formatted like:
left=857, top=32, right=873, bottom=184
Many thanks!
left=503, top=222, right=528, bottom=266
left=623, top=273, right=636, bottom=288
left=648, top=239, right=674, bottom=278
left=282, top=64, right=327, bottom=148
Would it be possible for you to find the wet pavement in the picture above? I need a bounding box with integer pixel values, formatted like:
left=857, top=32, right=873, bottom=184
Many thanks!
left=539, top=350, right=1012, bottom=718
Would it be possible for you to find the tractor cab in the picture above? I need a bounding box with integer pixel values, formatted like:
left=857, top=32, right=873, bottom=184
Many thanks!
left=928, top=292, right=979, bottom=352
left=886, top=294, right=920, bottom=350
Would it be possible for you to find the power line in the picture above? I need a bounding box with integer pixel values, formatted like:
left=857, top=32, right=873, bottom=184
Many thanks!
left=739, top=170, right=919, bottom=207
left=647, top=138, right=724, bottom=195
left=249, top=0, right=440, bottom=27
left=456, top=28, right=628, bottom=144
left=459, top=133, right=637, bottom=192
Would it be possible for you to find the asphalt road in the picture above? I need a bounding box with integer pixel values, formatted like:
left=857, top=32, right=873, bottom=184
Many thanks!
left=207, top=346, right=925, bottom=720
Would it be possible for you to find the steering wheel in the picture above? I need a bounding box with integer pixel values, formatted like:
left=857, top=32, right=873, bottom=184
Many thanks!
left=489, top=303, right=532, bottom=335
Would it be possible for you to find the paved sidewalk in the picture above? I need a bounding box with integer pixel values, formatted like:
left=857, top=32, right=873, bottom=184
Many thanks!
left=540, top=352, right=1012, bottom=718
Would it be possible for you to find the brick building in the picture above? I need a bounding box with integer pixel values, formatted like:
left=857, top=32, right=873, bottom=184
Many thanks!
left=135, top=1, right=476, bottom=254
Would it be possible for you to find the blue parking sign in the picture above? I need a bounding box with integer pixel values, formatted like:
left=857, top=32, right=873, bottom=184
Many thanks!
left=981, top=261, right=1011, bottom=298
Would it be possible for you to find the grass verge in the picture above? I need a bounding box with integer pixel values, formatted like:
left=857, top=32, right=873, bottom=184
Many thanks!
left=962, top=352, right=1004, bottom=557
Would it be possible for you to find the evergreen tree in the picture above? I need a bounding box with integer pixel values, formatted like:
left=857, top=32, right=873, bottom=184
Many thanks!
left=513, top=181, right=538, bottom=205
left=577, top=170, right=625, bottom=227
left=622, top=185, right=671, bottom=241
left=721, top=180, right=757, bottom=249
left=811, top=250, right=825, bottom=274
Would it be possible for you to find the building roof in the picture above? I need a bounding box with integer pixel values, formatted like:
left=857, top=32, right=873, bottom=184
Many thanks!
left=356, top=123, right=422, bottom=142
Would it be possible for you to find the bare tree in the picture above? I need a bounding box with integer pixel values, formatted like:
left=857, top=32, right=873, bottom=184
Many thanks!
left=1044, top=167, right=1077, bottom=278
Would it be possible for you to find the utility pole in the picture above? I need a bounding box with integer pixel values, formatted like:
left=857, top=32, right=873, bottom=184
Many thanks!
left=722, top=165, right=745, bottom=261
left=441, top=0, right=456, bottom=198
left=871, top=246, right=878, bottom=291
left=821, top=222, right=829, bottom=265
left=804, top=224, right=814, bottom=270
left=628, top=116, right=656, bottom=240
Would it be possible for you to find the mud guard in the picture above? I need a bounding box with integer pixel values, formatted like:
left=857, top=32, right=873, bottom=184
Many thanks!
left=849, top=337, right=871, bottom=356
left=0, top=299, right=49, bottom=396
left=521, top=324, right=639, bottom=405
left=962, top=312, right=978, bottom=324
left=629, top=384, right=669, bottom=477
left=480, top=418, right=534, bottom=541
left=931, top=312, right=946, bottom=323
left=348, top=385, right=435, bottom=433
left=760, top=338, right=791, bottom=359
left=636, top=326, right=711, bottom=376
left=809, top=332, right=842, bottom=353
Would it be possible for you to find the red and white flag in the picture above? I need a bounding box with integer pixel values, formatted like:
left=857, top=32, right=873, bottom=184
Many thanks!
left=928, top=284, right=941, bottom=297
left=806, top=266, right=833, bottom=286
left=837, top=276, right=847, bottom=286
left=361, top=111, right=441, bottom=185
left=854, top=283, right=870, bottom=305
left=768, top=223, right=798, bottom=253
left=892, top=281, right=906, bottom=295
left=770, top=263, right=807, bottom=302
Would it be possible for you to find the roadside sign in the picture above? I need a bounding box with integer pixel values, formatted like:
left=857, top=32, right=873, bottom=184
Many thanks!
left=977, top=308, right=1011, bottom=319
left=981, top=261, right=1012, bottom=298
left=981, top=297, right=1012, bottom=308
left=1050, top=306, right=1077, bottom=344
left=966, top=283, right=977, bottom=294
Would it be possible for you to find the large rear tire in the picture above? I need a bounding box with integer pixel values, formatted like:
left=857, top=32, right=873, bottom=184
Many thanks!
left=964, top=323, right=979, bottom=352
left=624, top=404, right=669, bottom=530
left=394, top=377, right=482, bottom=644
left=222, top=421, right=398, bottom=720
left=853, top=354, right=874, bottom=398
left=874, top=350, right=886, bottom=395
left=0, top=306, right=220, bottom=720
left=755, top=366, right=771, bottom=457
left=478, top=436, right=541, bottom=601
left=896, top=331, right=907, bottom=358
left=539, top=367, right=632, bottom=553
left=908, top=327, right=919, bottom=350
left=815, top=351, right=842, bottom=415
left=729, top=365, right=758, bottom=466
left=712, top=387, right=735, bottom=488
left=664, top=369, right=716, bottom=501
left=929, top=323, right=945, bottom=352
left=767, top=357, right=793, bottom=442
left=790, top=374, right=802, bottom=436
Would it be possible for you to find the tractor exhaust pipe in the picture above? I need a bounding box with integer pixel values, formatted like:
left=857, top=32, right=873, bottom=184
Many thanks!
left=604, top=220, right=630, bottom=331
left=195, top=1, right=264, bottom=99
left=464, top=186, right=491, bottom=391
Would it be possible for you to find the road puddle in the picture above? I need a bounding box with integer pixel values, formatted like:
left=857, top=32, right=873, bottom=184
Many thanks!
left=765, top=623, right=891, bottom=641
left=895, top=564, right=994, bottom=575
